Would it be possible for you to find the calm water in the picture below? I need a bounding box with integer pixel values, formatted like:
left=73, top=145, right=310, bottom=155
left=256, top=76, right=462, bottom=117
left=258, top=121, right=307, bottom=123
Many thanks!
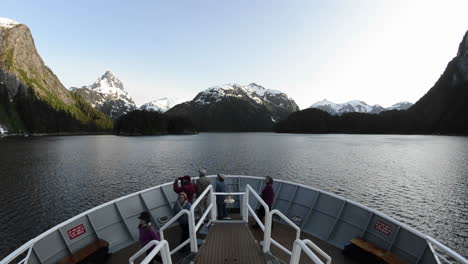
left=0, top=133, right=467, bottom=259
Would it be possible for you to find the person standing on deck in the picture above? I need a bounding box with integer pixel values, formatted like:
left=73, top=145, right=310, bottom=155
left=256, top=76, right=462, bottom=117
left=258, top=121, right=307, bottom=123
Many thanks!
left=173, top=192, right=191, bottom=252
left=138, top=212, right=162, bottom=263
left=196, top=168, right=211, bottom=219
left=253, top=176, right=275, bottom=228
left=173, top=175, right=197, bottom=203
left=215, top=174, right=228, bottom=220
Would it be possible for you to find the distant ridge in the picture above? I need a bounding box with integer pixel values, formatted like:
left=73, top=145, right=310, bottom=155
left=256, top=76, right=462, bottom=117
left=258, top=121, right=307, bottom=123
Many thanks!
left=309, top=99, right=413, bottom=115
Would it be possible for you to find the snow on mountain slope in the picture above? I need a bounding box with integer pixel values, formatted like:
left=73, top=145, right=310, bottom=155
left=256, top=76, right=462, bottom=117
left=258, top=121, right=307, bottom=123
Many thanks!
left=0, top=123, right=7, bottom=134
left=386, top=101, right=414, bottom=111
left=309, top=99, right=413, bottom=115
left=193, top=83, right=294, bottom=108
left=0, top=17, right=19, bottom=28
left=140, top=98, right=184, bottom=112
left=71, top=71, right=136, bottom=118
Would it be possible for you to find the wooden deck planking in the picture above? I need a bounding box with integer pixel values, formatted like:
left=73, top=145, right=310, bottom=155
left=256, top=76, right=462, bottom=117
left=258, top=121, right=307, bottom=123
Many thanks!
left=248, top=219, right=360, bottom=264
left=195, top=223, right=267, bottom=264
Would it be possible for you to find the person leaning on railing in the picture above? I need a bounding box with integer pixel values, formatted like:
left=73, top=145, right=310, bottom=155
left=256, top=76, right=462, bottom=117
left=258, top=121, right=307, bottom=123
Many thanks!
left=215, top=174, right=228, bottom=220
left=253, top=176, right=275, bottom=229
left=173, top=192, right=192, bottom=252
left=138, top=212, right=162, bottom=263
left=196, top=168, right=210, bottom=220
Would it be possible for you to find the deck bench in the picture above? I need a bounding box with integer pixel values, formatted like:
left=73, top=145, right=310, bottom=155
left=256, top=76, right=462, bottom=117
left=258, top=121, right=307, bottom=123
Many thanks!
left=57, top=239, right=109, bottom=264
left=343, top=238, right=409, bottom=264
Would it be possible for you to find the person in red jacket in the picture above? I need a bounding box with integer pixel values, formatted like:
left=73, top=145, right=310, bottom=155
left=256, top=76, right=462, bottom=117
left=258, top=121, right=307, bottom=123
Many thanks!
left=173, top=175, right=197, bottom=203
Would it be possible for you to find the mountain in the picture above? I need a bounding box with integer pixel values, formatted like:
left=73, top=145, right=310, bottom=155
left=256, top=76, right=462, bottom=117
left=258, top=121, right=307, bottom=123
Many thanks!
left=166, top=83, right=299, bottom=131
left=386, top=101, right=413, bottom=111
left=309, top=99, right=413, bottom=115
left=277, top=30, right=468, bottom=135
left=0, top=17, right=112, bottom=134
left=140, top=97, right=184, bottom=112
left=71, top=71, right=136, bottom=119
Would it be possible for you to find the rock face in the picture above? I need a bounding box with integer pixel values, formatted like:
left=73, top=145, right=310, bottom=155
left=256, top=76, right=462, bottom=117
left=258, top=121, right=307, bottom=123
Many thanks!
left=167, top=83, right=299, bottom=131
left=0, top=17, right=112, bottom=133
left=277, top=30, right=468, bottom=135
left=309, top=99, right=413, bottom=115
left=140, top=97, right=184, bottom=112
left=71, top=71, right=136, bottom=119
left=407, top=30, right=468, bottom=133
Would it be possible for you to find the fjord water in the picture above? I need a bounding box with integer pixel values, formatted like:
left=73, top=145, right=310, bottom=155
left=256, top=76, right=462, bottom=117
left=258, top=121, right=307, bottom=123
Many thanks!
left=0, top=134, right=467, bottom=259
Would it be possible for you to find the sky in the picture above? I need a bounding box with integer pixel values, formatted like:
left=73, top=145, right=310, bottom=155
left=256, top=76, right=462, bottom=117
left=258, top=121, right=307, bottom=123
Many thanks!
left=2, top=0, right=468, bottom=109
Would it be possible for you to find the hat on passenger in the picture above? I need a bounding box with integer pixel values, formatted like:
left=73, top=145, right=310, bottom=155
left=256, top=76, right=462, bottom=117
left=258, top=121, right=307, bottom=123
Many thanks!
left=179, top=192, right=188, bottom=201
left=183, top=175, right=191, bottom=181
left=199, top=168, right=207, bottom=176
left=217, top=174, right=225, bottom=181
left=138, top=211, right=151, bottom=222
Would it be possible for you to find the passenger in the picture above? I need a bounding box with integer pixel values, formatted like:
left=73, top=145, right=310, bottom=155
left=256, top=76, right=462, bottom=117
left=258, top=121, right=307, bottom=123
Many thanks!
left=196, top=168, right=211, bottom=219
left=173, top=175, right=197, bottom=203
left=138, top=212, right=161, bottom=263
left=215, top=174, right=228, bottom=220
left=253, top=176, right=275, bottom=229
left=173, top=192, right=191, bottom=252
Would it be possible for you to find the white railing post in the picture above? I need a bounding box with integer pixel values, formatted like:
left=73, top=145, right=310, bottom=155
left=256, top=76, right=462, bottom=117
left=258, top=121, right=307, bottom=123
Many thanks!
left=188, top=214, right=197, bottom=253
left=243, top=190, right=249, bottom=222
left=129, top=240, right=172, bottom=264
left=264, top=211, right=272, bottom=253
left=289, top=239, right=331, bottom=264
left=290, top=240, right=302, bottom=264
left=211, top=186, right=217, bottom=222
left=246, top=184, right=271, bottom=253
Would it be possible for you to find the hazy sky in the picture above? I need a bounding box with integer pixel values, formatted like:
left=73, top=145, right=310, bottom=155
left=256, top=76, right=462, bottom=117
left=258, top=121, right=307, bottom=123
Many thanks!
left=2, top=0, right=468, bottom=109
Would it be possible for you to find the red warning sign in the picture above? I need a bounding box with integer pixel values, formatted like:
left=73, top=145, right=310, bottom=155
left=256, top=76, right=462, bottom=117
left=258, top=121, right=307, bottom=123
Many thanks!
left=375, top=220, right=392, bottom=236
left=67, top=224, right=86, bottom=240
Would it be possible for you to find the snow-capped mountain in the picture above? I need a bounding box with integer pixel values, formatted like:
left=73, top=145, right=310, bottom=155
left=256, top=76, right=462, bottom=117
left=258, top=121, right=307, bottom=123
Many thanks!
left=386, top=101, right=413, bottom=111
left=140, top=98, right=184, bottom=112
left=309, top=99, right=412, bottom=115
left=71, top=71, right=136, bottom=119
left=193, top=83, right=299, bottom=113
left=167, top=83, right=299, bottom=131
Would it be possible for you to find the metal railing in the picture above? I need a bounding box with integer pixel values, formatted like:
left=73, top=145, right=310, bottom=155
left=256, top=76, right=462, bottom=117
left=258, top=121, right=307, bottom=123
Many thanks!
left=267, top=209, right=301, bottom=256
left=428, top=238, right=468, bottom=264
left=189, top=185, right=214, bottom=253
left=245, top=184, right=271, bottom=253
left=290, top=239, right=331, bottom=264
left=160, top=209, right=196, bottom=255
left=129, top=240, right=172, bottom=264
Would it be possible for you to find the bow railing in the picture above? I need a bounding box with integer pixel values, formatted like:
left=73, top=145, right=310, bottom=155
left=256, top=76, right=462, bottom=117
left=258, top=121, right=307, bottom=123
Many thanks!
left=129, top=240, right=172, bottom=264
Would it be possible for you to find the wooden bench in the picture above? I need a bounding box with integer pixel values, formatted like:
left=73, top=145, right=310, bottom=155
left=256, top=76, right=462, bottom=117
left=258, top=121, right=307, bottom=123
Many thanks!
left=349, top=238, right=409, bottom=264
left=58, top=239, right=109, bottom=264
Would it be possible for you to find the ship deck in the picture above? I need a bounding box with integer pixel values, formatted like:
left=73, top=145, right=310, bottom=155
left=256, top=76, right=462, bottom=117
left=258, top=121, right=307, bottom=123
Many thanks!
left=107, top=217, right=359, bottom=264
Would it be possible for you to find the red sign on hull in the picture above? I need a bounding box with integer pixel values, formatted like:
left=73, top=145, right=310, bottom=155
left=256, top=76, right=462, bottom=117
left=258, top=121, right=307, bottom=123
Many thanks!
left=67, top=224, right=86, bottom=240
left=375, top=220, right=392, bottom=236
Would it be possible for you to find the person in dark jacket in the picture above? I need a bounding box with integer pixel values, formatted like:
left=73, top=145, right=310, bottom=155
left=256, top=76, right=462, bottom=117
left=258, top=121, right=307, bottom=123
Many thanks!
left=173, top=175, right=197, bottom=203
left=138, top=212, right=161, bottom=263
left=173, top=192, right=191, bottom=251
left=215, top=174, right=228, bottom=219
left=253, top=176, right=275, bottom=228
